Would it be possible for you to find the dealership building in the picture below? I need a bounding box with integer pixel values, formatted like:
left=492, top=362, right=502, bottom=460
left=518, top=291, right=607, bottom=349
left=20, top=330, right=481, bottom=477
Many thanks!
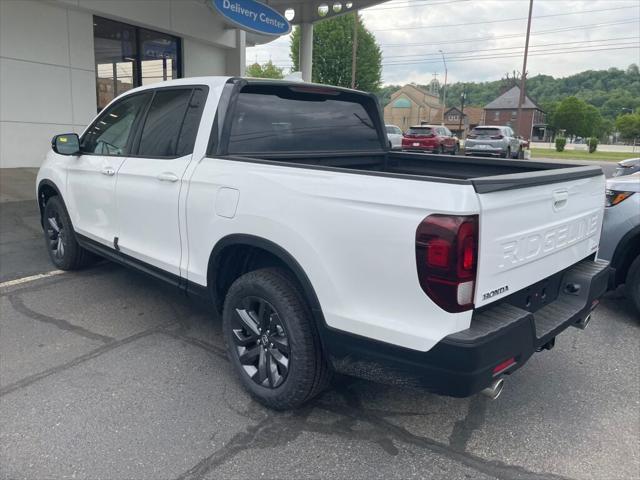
left=0, top=0, right=385, bottom=168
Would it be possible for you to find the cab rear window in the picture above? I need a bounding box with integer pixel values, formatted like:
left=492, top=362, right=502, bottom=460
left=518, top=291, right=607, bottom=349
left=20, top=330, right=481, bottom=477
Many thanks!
left=227, top=84, right=382, bottom=154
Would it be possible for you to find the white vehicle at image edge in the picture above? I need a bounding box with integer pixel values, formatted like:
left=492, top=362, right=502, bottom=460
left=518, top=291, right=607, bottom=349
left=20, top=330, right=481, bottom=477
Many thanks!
left=37, top=77, right=612, bottom=409
left=385, top=124, right=403, bottom=150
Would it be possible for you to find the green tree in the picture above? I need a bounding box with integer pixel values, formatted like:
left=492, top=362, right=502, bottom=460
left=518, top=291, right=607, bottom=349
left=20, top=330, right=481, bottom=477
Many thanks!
left=553, top=97, right=586, bottom=138
left=615, top=113, right=640, bottom=141
left=290, top=14, right=382, bottom=92
left=245, top=60, right=284, bottom=79
left=580, top=104, right=603, bottom=138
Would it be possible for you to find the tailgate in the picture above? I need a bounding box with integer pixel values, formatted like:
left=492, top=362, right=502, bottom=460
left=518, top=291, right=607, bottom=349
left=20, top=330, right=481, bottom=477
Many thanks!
left=474, top=173, right=605, bottom=308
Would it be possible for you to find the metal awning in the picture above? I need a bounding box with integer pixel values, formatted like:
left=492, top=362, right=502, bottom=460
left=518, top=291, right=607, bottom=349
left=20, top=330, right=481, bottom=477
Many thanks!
left=247, top=1, right=388, bottom=44
left=264, top=0, right=388, bottom=24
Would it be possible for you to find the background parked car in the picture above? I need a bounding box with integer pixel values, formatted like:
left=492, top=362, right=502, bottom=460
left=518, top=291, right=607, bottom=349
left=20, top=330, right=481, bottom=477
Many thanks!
left=464, top=126, right=522, bottom=158
left=401, top=125, right=459, bottom=154
left=385, top=124, right=403, bottom=150
left=613, top=157, right=640, bottom=177
left=598, top=172, right=640, bottom=315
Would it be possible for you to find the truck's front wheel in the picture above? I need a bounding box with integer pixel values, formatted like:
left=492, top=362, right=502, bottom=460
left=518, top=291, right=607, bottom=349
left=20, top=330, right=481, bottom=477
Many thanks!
left=222, top=268, right=331, bottom=409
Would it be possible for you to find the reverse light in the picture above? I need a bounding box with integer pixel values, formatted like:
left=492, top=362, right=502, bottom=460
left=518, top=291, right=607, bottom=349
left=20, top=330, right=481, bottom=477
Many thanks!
left=605, top=189, right=634, bottom=207
left=415, top=214, right=479, bottom=313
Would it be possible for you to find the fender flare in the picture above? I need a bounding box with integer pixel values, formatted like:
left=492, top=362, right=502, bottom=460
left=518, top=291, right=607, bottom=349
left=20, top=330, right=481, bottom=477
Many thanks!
left=611, top=224, right=640, bottom=285
left=207, top=233, right=326, bottom=327
left=36, top=179, right=64, bottom=225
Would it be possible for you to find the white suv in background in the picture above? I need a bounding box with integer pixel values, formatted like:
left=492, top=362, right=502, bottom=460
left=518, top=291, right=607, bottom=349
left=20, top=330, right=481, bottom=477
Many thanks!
left=385, top=124, right=403, bottom=150
left=465, top=126, right=522, bottom=158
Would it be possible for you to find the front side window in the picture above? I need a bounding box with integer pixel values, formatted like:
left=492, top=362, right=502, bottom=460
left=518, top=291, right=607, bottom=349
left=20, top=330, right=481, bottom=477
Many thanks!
left=227, top=85, right=381, bottom=154
left=81, top=93, right=151, bottom=155
left=93, top=16, right=181, bottom=112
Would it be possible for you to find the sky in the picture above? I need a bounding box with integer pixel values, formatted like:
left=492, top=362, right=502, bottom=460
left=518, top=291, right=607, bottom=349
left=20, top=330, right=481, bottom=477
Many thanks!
left=247, top=0, right=640, bottom=86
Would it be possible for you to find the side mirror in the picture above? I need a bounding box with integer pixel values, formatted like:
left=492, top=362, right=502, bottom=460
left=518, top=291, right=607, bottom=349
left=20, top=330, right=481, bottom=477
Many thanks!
left=52, top=133, right=80, bottom=155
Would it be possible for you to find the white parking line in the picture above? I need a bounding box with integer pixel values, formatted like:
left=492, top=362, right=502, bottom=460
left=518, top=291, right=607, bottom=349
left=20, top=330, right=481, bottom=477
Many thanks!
left=0, top=270, right=66, bottom=289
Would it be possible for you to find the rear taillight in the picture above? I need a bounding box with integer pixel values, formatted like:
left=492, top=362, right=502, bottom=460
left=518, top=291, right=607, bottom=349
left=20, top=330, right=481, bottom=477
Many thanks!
left=490, top=134, right=504, bottom=139
left=415, top=214, right=478, bottom=312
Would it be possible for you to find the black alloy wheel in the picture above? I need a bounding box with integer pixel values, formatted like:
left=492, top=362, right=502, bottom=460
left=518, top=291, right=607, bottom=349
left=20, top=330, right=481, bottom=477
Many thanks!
left=46, top=211, right=66, bottom=261
left=231, top=296, right=290, bottom=388
left=42, top=196, right=94, bottom=270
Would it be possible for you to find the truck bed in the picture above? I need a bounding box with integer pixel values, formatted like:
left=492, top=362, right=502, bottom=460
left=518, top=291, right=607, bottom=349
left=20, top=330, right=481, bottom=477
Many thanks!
left=231, top=151, right=603, bottom=193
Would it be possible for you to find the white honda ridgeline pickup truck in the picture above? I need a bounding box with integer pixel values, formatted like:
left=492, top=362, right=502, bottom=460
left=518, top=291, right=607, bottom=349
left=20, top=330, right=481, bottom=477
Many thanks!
left=37, top=77, right=611, bottom=409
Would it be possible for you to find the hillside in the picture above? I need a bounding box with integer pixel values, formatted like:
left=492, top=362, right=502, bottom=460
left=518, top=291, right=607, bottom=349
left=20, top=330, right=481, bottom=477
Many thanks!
left=377, top=64, right=640, bottom=120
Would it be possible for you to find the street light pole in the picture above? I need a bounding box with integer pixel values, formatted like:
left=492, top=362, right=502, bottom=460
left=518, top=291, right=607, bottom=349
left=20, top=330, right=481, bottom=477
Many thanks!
left=439, top=50, right=447, bottom=125
left=516, top=0, right=534, bottom=139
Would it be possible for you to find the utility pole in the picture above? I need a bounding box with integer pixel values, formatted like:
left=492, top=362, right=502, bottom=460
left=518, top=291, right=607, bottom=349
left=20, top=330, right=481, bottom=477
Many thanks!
left=516, top=0, right=534, bottom=139
left=439, top=50, right=447, bottom=125
left=351, top=11, right=358, bottom=89
left=458, top=90, right=466, bottom=138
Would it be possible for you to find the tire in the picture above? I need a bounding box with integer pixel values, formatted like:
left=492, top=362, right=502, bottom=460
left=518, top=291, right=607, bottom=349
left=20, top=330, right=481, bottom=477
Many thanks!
left=451, top=143, right=459, bottom=155
left=501, top=147, right=510, bottom=159
left=42, top=196, right=94, bottom=270
left=439, top=144, right=445, bottom=154
left=625, top=255, right=640, bottom=316
left=222, top=268, right=331, bottom=410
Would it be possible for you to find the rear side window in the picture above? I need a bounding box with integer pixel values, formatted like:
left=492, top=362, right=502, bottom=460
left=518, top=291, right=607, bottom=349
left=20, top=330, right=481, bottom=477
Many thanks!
left=227, top=85, right=381, bottom=154
left=137, top=89, right=191, bottom=157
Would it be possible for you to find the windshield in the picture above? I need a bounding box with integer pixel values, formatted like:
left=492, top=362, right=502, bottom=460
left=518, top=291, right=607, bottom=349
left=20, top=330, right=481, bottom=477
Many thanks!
left=386, top=126, right=400, bottom=135
left=407, top=127, right=433, bottom=136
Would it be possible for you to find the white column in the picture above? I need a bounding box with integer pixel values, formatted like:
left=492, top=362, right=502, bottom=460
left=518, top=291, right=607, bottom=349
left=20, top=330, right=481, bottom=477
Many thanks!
left=225, top=29, right=246, bottom=76
left=300, top=23, right=313, bottom=82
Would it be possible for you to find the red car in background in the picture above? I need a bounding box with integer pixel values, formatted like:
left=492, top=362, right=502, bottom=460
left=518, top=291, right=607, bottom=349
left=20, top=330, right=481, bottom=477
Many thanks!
left=401, top=125, right=460, bottom=154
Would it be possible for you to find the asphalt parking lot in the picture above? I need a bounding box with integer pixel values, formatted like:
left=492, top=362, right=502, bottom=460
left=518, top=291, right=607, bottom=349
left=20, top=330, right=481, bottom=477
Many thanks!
left=1, top=168, right=638, bottom=480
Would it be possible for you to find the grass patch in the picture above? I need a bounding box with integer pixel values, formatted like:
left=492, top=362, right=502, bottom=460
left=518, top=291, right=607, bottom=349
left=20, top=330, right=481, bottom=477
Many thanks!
left=530, top=148, right=633, bottom=162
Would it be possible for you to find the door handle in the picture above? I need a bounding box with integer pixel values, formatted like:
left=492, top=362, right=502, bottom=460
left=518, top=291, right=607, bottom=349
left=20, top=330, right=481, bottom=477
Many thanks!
left=101, top=167, right=115, bottom=176
left=552, top=190, right=569, bottom=210
left=157, top=172, right=179, bottom=183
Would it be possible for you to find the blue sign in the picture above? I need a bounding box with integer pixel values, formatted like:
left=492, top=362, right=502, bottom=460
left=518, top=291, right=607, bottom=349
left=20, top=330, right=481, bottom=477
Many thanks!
left=212, top=0, right=291, bottom=36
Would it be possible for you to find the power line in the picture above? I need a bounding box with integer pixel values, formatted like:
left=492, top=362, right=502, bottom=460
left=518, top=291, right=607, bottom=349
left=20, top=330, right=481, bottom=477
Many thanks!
left=378, top=18, right=640, bottom=47
left=251, top=34, right=639, bottom=64
left=382, top=36, right=640, bottom=59
left=369, top=5, right=638, bottom=31
left=381, top=45, right=639, bottom=66
left=266, top=44, right=639, bottom=68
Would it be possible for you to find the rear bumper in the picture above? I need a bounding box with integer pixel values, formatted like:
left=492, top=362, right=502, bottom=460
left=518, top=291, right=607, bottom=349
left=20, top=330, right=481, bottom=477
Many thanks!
left=465, top=146, right=505, bottom=156
left=323, top=258, right=611, bottom=397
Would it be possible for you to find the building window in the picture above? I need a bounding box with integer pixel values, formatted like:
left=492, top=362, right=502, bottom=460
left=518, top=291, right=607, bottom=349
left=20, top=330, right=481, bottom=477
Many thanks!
left=511, top=110, right=517, bottom=118
left=93, top=16, right=182, bottom=112
left=448, top=114, right=459, bottom=122
left=494, top=111, right=500, bottom=121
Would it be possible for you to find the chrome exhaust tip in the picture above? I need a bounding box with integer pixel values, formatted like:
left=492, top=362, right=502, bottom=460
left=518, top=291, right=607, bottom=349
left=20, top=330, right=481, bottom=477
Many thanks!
left=481, top=378, right=504, bottom=400
left=573, top=314, right=592, bottom=330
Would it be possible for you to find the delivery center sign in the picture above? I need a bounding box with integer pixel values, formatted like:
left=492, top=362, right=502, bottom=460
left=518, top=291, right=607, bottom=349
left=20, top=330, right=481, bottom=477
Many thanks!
left=212, top=0, right=292, bottom=36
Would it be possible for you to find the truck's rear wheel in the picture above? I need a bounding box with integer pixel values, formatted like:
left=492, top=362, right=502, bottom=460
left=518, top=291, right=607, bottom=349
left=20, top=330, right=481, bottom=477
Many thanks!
left=222, top=268, right=331, bottom=410
left=43, top=196, right=94, bottom=270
